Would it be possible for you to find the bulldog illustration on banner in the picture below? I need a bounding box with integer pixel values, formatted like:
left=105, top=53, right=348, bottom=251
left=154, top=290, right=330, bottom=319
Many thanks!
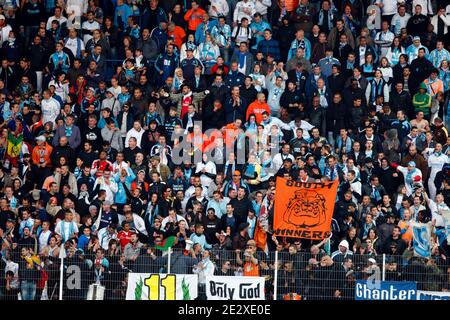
left=273, top=177, right=339, bottom=240
left=284, top=189, right=327, bottom=228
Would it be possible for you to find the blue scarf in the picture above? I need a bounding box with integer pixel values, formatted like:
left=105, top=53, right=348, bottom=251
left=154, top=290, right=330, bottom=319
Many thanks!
left=318, top=9, right=334, bottom=31
left=238, top=52, right=246, bottom=69
left=60, top=220, right=76, bottom=243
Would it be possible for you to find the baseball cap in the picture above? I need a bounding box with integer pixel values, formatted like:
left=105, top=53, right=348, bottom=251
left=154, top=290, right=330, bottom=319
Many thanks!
left=413, top=36, right=420, bottom=42
left=0, top=15, right=5, bottom=20
left=36, top=135, right=46, bottom=142
left=368, top=258, right=377, bottom=264
left=407, top=161, right=416, bottom=167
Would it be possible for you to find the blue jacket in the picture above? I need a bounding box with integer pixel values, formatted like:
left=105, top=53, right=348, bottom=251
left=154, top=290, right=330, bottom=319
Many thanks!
left=223, top=96, right=247, bottom=123
left=225, top=70, right=246, bottom=89
left=305, top=73, right=329, bottom=97
left=114, top=168, right=136, bottom=204
left=151, top=27, right=169, bottom=53
left=98, top=116, right=118, bottom=129
left=195, top=20, right=218, bottom=45
left=114, top=4, right=133, bottom=29
left=141, top=7, right=167, bottom=31
left=155, top=52, right=179, bottom=80
left=257, top=38, right=280, bottom=61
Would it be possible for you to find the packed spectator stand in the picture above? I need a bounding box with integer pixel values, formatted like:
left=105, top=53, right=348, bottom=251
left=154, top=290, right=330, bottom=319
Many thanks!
left=0, top=0, right=449, bottom=300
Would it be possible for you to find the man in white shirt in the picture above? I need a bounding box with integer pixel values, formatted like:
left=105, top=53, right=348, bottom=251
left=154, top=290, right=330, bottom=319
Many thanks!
left=272, top=143, right=295, bottom=171
left=193, top=250, right=215, bottom=285
left=93, top=170, right=118, bottom=202
left=254, top=0, right=271, bottom=18
left=289, top=118, right=314, bottom=140
left=38, top=221, right=52, bottom=252
left=125, top=120, right=145, bottom=148
left=97, top=224, right=118, bottom=250
left=233, top=0, right=256, bottom=26
left=391, top=4, right=411, bottom=35
left=209, top=0, right=229, bottom=19
left=413, top=0, right=433, bottom=16
left=46, top=6, right=68, bottom=30
left=64, top=28, right=85, bottom=59
left=0, top=15, right=12, bottom=46
left=41, top=89, right=61, bottom=127
left=375, top=0, right=402, bottom=22
left=81, top=11, right=100, bottom=44
left=260, top=111, right=291, bottom=137
left=161, top=207, right=187, bottom=231
left=375, top=20, right=395, bottom=57
left=55, top=211, right=79, bottom=243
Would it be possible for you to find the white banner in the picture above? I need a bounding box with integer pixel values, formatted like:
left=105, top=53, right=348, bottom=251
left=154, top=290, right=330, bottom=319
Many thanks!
left=417, top=290, right=450, bottom=300
left=206, top=276, right=265, bottom=300
left=126, top=273, right=198, bottom=300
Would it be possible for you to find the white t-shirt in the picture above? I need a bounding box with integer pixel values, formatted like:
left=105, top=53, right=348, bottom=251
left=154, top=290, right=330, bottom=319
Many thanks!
left=65, top=37, right=85, bottom=58
left=39, top=230, right=52, bottom=251
left=46, top=16, right=68, bottom=30
left=375, top=0, right=399, bottom=16
left=82, top=20, right=101, bottom=44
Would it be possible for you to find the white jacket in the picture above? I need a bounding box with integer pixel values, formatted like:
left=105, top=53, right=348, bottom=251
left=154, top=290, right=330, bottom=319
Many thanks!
left=93, top=176, right=118, bottom=203
left=413, top=0, right=433, bottom=16
left=431, top=14, right=450, bottom=35
left=208, top=0, right=229, bottom=18
left=254, top=0, right=271, bottom=16
left=125, top=128, right=145, bottom=148
left=0, top=24, right=12, bottom=46
left=118, top=213, right=148, bottom=235
left=41, top=98, right=61, bottom=127
left=233, top=0, right=256, bottom=23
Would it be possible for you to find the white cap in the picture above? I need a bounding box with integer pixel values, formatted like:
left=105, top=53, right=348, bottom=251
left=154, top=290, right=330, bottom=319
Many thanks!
left=0, top=15, right=5, bottom=20
left=36, top=135, right=46, bottom=142
left=339, top=240, right=349, bottom=249
left=368, top=258, right=377, bottom=264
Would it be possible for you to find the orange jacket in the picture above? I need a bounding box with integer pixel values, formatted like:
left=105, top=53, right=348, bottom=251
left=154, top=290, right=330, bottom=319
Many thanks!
left=246, top=100, right=271, bottom=123
left=168, top=26, right=186, bottom=49
left=32, top=143, right=53, bottom=167
left=184, top=8, right=206, bottom=31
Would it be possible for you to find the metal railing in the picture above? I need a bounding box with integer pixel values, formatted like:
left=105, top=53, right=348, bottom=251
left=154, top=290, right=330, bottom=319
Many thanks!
left=1, top=247, right=449, bottom=300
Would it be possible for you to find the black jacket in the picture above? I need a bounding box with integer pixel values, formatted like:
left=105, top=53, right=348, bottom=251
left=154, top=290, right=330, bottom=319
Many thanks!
left=203, top=104, right=225, bottom=131
left=327, top=73, right=345, bottom=95
left=308, top=106, right=326, bottom=135
left=390, top=90, right=412, bottom=114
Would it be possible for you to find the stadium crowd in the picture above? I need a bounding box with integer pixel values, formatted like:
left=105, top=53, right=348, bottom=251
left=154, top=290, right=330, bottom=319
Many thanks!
left=0, top=0, right=449, bottom=300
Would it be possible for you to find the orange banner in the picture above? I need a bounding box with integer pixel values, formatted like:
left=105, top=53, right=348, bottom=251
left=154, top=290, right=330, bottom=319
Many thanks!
left=273, top=177, right=339, bottom=240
